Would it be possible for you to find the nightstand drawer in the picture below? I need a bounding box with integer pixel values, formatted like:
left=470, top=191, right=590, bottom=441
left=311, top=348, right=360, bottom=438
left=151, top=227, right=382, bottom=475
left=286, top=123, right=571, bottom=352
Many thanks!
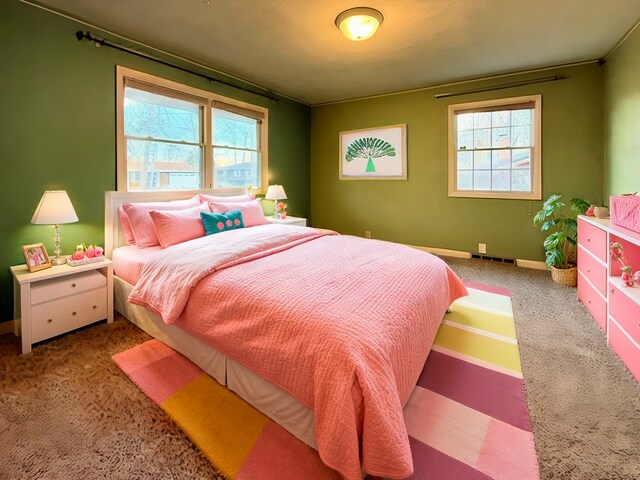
left=31, top=270, right=106, bottom=305
left=609, top=283, right=640, bottom=345
left=577, top=245, right=607, bottom=296
left=31, top=288, right=107, bottom=343
left=577, top=218, right=608, bottom=263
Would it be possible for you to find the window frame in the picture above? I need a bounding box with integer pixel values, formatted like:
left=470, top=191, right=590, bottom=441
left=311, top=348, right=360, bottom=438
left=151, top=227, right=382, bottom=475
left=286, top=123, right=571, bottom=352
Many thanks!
left=116, top=66, right=269, bottom=193
left=447, top=94, right=542, bottom=200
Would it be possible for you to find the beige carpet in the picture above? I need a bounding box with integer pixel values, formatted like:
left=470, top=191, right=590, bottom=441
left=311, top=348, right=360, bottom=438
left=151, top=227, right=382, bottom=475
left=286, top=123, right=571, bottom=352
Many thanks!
left=1, top=257, right=639, bottom=479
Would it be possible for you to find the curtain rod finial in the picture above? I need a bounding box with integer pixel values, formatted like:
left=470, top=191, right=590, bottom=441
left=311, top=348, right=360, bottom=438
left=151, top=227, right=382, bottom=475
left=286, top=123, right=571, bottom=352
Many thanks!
left=75, top=30, right=85, bottom=41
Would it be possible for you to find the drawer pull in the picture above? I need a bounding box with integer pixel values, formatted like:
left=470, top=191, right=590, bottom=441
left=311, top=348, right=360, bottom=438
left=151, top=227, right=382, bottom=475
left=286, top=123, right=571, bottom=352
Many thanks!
left=588, top=299, right=591, bottom=304
left=72, top=311, right=77, bottom=316
left=587, top=269, right=591, bottom=273
left=92, top=305, right=97, bottom=309
left=47, top=318, right=53, bottom=324
left=71, top=283, right=77, bottom=288
left=587, top=238, right=591, bottom=242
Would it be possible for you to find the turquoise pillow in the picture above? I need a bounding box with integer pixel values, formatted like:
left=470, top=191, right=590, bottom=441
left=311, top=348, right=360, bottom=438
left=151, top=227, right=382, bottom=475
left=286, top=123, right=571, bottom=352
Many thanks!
left=201, top=210, right=245, bottom=235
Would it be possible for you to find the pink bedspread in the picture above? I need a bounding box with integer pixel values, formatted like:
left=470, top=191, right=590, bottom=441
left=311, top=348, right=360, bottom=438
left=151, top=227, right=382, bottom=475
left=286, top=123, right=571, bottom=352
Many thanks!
left=129, top=225, right=467, bottom=479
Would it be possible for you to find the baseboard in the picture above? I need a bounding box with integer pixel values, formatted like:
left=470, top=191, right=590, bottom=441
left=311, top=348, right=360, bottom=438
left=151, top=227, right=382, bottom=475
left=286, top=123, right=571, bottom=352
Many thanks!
left=408, top=245, right=472, bottom=259
left=0, top=320, right=16, bottom=336
left=515, top=259, right=548, bottom=270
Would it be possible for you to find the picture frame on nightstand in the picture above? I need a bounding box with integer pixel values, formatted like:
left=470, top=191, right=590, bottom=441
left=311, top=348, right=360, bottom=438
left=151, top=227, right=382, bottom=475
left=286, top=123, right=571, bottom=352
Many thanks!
left=21, top=243, right=52, bottom=272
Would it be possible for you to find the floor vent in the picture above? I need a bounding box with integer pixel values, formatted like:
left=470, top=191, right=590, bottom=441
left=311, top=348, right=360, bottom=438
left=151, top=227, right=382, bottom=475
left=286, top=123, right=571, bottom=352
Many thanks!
left=471, top=254, right=516, bottom=265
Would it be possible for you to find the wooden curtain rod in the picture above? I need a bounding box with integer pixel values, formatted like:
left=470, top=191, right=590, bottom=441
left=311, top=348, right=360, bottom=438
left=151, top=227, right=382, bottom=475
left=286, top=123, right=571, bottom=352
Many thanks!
left=434, top=75, right=566, bottom=99
left=75, top=30, right=279, bottom=102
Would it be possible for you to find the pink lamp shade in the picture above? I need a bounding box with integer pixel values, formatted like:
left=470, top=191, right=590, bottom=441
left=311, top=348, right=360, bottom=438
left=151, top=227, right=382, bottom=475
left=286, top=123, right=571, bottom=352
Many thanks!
left=31, top=191, right=78, bottom=225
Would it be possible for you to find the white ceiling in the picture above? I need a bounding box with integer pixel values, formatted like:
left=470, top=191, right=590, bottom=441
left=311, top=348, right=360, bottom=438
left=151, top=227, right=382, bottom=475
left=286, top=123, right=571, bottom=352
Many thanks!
left=29, top=0, right=640, bottom=105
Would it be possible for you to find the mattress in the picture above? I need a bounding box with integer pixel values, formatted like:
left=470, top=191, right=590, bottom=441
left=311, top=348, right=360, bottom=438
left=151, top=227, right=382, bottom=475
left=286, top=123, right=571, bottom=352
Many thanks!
left=112, top=245, right=162, bottom=285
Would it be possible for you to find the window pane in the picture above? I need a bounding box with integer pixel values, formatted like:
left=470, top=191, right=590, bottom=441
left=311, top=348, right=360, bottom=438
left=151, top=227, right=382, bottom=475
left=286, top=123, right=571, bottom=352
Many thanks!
left=457, top=151, right=473, bottom=170
left=212, top=109, right=258, bottom=150
left=492, top=127, right=510, bottom=148
left=458, top=130, right=473, bottom=150
left=512, top=148, right=531, bottom=169
left=492, top=170, right=510, bottom=191
left=492, top=149, right=511, bottom=169
left=511, top=109, right=532, bottom=126
left=213, top=148, right=260, bottom=189
left=474, top=170, right=491, bottom=190
left=474, top=129, right=490, bottom=149
left=457, top=113, right=473, bottom=131
left=124, top=87, right=201, bottom=143
left=457, top=170, right=473, bottom=190
left=474, top=112, right=491, bottom=129
left=491, top=110, right=510, bottom=128
left=474, top=151, right=491, bottom=169
left=512, top=169, right=531, bottom=192
left=512, top=126, right=531, bottom=147
left=126, top=139, right=202, bottom=191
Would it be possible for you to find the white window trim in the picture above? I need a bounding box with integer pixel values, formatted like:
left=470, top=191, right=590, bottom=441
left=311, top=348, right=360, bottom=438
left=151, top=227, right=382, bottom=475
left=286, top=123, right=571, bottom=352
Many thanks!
left=116, top=66, right=269, bottom=193
left=447, top=94, right=542, bottom=200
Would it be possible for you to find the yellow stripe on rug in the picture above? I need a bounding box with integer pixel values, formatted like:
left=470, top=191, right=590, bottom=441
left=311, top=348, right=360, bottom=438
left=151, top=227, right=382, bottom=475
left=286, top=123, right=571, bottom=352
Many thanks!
left=162, top=373, right=269, bottom=477
left=433, top=323, right=522, bottom=374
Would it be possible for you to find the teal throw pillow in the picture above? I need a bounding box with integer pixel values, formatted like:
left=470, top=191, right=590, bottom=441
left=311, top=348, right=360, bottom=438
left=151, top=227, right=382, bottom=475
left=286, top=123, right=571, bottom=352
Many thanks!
left=201, top=210, right=245, bottom=235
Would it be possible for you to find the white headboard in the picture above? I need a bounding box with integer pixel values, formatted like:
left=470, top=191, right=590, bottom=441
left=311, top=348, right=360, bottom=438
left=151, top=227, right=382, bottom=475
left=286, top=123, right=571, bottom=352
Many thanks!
left=104, top=189, right=243, bottom=258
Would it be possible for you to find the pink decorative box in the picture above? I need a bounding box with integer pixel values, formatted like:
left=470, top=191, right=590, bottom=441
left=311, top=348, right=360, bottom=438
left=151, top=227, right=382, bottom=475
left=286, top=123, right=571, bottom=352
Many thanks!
left=610, top=195, right=640, bottom=233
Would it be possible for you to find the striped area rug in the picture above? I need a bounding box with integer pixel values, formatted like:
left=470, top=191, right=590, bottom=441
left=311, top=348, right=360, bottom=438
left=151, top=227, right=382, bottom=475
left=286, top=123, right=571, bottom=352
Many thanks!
left=113, top=282, right=539, bottom=479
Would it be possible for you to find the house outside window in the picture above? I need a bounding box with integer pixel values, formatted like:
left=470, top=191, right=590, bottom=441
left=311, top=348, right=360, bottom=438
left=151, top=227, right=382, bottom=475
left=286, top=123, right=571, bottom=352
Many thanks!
left=448, top=95, right=541, bottom=200
left=117, top=66, right=268, bottom=193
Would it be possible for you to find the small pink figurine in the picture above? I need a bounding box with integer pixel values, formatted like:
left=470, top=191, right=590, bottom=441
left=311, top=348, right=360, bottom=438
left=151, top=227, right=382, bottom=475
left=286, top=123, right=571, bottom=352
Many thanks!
left=621, top=266, right=635, bottom=287
left=585, top=204, right=596, bottom=217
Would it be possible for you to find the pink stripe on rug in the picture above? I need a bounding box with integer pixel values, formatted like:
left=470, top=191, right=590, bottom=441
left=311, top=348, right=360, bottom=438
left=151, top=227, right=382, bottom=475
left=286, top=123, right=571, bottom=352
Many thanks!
left=417, top=351, right=532, bottom=431
left=237, top=421, right=341, bottom=480
left=463, top=280, right=511, bottom=297
left=113, top=340, right=202, bottom=405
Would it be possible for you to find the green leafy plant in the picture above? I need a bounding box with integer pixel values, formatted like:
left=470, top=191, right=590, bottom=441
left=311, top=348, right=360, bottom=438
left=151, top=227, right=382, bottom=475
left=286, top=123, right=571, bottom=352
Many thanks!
left=533, top=194, right=591, bottom=269
left=345, top=137, right=395, bottom=173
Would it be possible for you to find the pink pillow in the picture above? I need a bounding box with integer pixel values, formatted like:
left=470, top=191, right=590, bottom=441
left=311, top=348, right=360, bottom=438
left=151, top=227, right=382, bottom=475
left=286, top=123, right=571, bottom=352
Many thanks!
left=118, top=206, right=136, bottom=246
left=209, top=199, right=269, bottom=227
left=123, top=197, right=200, bottom=248
left=150, top=203, right=210, bottom=249
left=199, top=193, right=255, bottom=204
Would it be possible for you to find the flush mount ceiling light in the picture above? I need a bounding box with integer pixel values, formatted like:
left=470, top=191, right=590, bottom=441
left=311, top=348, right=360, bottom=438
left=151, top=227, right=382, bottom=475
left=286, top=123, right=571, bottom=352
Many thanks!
left=335, top=7, right=384, bottom=41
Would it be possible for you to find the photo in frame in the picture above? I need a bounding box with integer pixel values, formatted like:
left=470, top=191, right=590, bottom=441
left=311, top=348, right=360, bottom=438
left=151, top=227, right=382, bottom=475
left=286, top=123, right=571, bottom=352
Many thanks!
left=22, top=243, right=52, bottom=272
left=339, top=124, right=407, bottom=180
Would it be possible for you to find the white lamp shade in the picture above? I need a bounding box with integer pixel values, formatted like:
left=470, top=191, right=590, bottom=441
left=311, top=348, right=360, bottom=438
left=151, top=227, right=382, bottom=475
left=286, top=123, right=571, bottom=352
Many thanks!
left=31, top=191, right=79, bottom=225
left=265, top=184, right=287, bottom=201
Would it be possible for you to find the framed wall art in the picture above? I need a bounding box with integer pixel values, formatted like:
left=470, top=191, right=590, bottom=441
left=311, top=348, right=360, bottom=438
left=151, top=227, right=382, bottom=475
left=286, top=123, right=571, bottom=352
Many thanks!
left=339, top=124, right=407, bottom=180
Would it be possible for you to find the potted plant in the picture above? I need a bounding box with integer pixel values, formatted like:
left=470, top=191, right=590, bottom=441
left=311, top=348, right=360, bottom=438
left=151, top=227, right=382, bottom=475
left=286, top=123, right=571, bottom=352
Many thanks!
left=533, top=193, right=591, bottom=286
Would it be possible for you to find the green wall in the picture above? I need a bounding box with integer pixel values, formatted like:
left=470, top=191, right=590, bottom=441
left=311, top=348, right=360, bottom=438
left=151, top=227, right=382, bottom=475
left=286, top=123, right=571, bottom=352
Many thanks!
left=311, top=64, right=604, bottom=261
left=0, top=1, right=310, bottom=323
left=604, top=25, right=640, bottom=197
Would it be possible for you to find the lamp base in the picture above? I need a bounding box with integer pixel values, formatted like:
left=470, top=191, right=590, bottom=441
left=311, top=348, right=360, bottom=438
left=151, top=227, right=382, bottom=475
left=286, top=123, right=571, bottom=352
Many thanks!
left=51, top=256, right=67, bottom=266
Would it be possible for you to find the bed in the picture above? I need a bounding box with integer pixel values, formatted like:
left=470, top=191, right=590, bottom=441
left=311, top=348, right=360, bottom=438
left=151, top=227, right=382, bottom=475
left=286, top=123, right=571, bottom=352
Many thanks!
left=105, top=189, right=467, bottom=479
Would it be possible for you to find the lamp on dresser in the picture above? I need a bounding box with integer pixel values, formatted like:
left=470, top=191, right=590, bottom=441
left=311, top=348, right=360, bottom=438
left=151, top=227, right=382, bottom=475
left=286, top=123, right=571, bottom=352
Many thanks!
left=265, top=184, right=288, bottom=219
left=31, top=190, right=79, bottom=265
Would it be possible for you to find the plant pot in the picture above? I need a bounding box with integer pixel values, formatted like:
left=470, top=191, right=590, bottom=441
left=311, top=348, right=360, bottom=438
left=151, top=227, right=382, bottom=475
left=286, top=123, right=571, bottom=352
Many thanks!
left=550, top=266, right=577, bottom=286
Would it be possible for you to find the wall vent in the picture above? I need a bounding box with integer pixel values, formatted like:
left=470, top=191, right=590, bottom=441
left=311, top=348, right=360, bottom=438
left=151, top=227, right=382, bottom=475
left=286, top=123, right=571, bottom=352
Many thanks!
left=471, top=254, right=516, bottom=265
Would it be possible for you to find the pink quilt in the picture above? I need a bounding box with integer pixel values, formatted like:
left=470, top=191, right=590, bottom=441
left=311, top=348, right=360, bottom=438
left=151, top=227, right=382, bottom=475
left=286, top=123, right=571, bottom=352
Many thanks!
left=129, top=225, right=467, bottom=479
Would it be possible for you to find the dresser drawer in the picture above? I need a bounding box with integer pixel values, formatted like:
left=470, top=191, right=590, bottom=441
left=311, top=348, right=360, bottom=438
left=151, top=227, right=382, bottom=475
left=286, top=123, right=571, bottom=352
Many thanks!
left=608, top=319, right=640, bottom=382
left=577, top=219, right=608, bottom=263
left=577, top=245, right=607, bottom=296
left=31, top=288, right=107, bottom=343
left=31, top=270, right=106, bottom=305
left=577, top=271, right=607, bottom=333
left=609, top=283, right=640, bottom=345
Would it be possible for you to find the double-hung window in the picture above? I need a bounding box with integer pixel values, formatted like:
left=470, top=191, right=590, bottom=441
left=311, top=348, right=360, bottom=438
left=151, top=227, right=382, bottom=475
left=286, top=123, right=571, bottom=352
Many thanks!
left=117, top=66, right=268, bottom=193
left=448, top=95, right=541, bottom=200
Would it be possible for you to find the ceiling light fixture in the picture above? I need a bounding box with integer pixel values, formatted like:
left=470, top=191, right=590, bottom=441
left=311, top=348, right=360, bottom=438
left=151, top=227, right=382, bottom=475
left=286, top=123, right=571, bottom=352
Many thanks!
left=335, top=7, right=384, bottom=41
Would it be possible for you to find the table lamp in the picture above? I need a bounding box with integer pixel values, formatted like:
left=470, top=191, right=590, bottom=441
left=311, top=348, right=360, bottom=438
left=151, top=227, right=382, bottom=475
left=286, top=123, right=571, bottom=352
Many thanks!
left=31, top=190, right=79, bottom=265
left=265, top=184, right=287, bottom=218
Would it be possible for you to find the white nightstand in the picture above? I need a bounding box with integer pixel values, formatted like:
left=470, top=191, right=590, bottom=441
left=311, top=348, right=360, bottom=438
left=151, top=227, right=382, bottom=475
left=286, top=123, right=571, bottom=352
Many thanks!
left=266, top=216, right=307, bottom=227
left=10, top=259, right=113, bottom=354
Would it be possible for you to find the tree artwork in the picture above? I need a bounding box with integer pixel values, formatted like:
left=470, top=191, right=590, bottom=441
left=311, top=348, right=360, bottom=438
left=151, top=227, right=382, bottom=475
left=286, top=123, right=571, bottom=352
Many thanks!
left=345, top=137, right=396, bottom=173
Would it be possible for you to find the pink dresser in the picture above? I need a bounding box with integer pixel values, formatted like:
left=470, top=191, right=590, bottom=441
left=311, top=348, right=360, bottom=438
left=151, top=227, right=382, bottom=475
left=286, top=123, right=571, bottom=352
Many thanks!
left=577, top=216, right=640, bottom=382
